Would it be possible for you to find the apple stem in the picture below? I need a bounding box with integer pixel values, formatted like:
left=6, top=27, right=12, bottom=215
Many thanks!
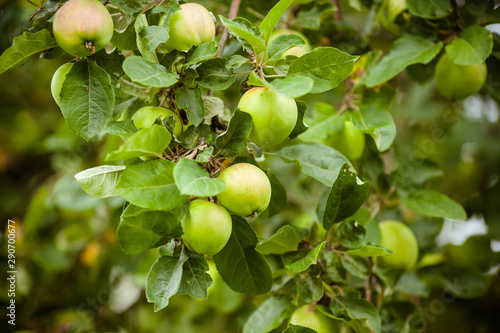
left=85, top=41, right=96, bottom=54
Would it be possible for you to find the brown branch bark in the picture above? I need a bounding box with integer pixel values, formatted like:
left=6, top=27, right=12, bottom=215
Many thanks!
left=332, top=0, right=342, bottom=21
left=216, top=0, right=241, bottom=58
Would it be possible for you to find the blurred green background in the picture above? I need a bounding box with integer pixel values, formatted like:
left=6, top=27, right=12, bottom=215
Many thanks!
left=1, top=0, right=499, bottom=332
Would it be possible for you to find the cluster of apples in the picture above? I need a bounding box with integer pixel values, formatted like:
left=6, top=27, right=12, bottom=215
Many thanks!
left=377, top=0, right=488, bottom=101
left=50, top=0, right=367, bottom=162
left=182, top=162, right=272, bottom=256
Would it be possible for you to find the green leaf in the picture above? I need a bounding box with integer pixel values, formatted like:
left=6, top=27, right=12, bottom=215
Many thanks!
left=336, top=220, right=366, bottom=249
left=114, top=93, right=139, bottom=115
left=118, top=78, right=150, bottom=99
left=351, top=104, right=396, bottom=152
left=406, top=0, right=450, bottom=19
left=443, top=269, right=489, bottom=299
left=213, top=216, right=273, bottom=294
left=323, top=163, right=370, bottom=230
left=394, top=271, right=429, bottom=297
left=399, top=189, right=467, bottom=221
left=116, top=159, right=188, bottom=211
left=259, top=0, right=295, bottom=42
left=196, top=58, right=236, bottom=90
left=104, top=120, right=138, bottom=139
left=134, top=14, right=158, bottom=63
left=295, top=3, right=337, bottom=30
left=60, top=59, right=115, bottom=140
left=298, top=114, right=343, bottom=143
left=175, top=86, right=205, bottom=126
left=284, top=325, right=316, bottom=333
left=243, top=295, right=295, bottom=333
left=287, top=47, right=358, bottom=93
left=271, top=76, right=314, bottom=98
left=365, top=36, right=443, bottom=87
left=285, top=241, right=326, bottom=273
left=203, top=95, right=225, bottom=120
left=111, top=22, right=138, bottom=51
left=262, top=172, right=287, bottom=218
left=110, top=0, right=150, bottom=15
left=256, top=225, right=301, bottom=255
left=173, top=158, right=226, bottom=197
left=340, top=253, right=370, bottom=278
left=195, top=146, right=214, bottom=163
left=74, top=165, right=126, bottom=198
left=219, top=16, right=266, bottom=54
left=179, top=124, right=212, bottom=150
left=227, top=54, right=250, bottom=69
left=106, top=125, right=171, bottom=161
left=289, top=100, right=308, bottom=139
left=0, top=29, right=57, bottom=75
left=117, top=204, right=184, bottom=256
left=123, top=55, right=179, bottom=88
left=178, top=253, right=213, bottom=300
left=146, top=253, right=188, bottom=311
left=184, top=41, right=219, bottom=67
left=248, top=71, right=272, bottom=88
left=346, top=245, right=393, bottom=257
left=215, top=110, right=253, bottom=155
left=446, top=26, right=493, bottom=65
left=274, top=143, right=351, bottom=187
left=139, top=25, right=169, bottom=55
left=330, top=296, right=381, bottom=333
left=267, top=34, right=308, bottom=62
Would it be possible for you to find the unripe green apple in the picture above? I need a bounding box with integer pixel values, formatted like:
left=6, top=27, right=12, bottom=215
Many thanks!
left=323, top=120, right=365, bottom=161
left=435, top=53, right=487, bottom=100
left=378, top=220, right=419, bottom=270
left=207, top=260, right=243, bottom=312
left=161, top=3, right=215, bottom=52
left=289, top=305, right=340, bottom=333
left=270, top=29, right=312, bottom=59
left=217, top=163, right=271, bottom=217
left=238, top=87, right=298, bottom=146
left=53, top=0, right=114, bottom=57
left=51, top=63, right=73, bottom=106
left=131, top=106, right=183, bottom=137
left=182, top=200, right=232, bottom=255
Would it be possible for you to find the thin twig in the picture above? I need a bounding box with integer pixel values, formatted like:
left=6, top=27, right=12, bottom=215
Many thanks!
left=102, top=0, right=110, bottom=5
left=332, top=0, right=342, bottom=21
left=217, top=0, right=241, bottom=58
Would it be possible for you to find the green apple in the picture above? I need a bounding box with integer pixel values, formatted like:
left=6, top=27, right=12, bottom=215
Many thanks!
left=289, top=305, right=340, bottom=333
left=53, top=0, right=113, bottom=57
left=217, top=163, right=271, bottom=217
left=161, top=3, right=215, bottom=52
left=51, top=63, right=74, bottom=106
left=378, top=220, right=419, bottom=270
left=207, top=260, right=243, bottom=312
left=323, top=120, right=365, bottom=161
left=435, top=53, right=487, bottom=100
left=182, top=200, right=232, bottom=255
left=131, top=106, right=183, bottom=137
left=270, top=29, right=312, bottom=59
left=238, top=87, right=298, bottom=146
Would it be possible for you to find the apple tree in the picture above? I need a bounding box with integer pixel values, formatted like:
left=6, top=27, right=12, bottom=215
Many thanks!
left=1, top=0, right=499, bottom=332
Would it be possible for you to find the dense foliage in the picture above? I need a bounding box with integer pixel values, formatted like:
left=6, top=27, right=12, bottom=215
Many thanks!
left=1, top=0, right=499, bottom=332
